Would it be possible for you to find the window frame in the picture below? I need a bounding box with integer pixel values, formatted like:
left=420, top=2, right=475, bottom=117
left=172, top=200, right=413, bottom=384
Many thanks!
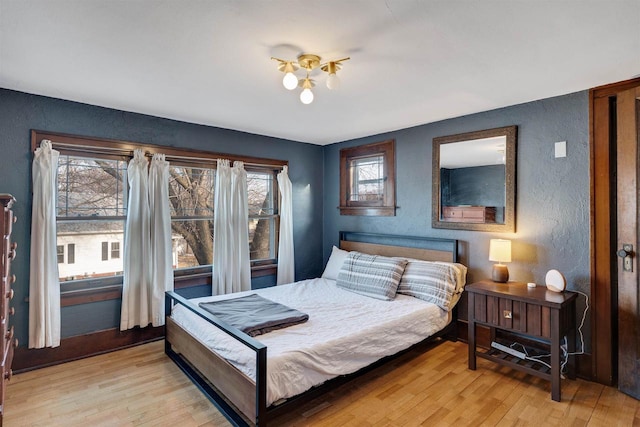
left=67, top=243, right=75, bottom=264
left=339, top=139, right=396, bottom=216
left=111, top=242, right=120, bottom=259
left=101, top=242, right=109, bottom=261
left=31, top=129, right=287, bottom=306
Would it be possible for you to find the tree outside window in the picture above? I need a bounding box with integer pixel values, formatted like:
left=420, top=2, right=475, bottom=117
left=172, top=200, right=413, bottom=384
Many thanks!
left=51, top=145, right=280, bottom=286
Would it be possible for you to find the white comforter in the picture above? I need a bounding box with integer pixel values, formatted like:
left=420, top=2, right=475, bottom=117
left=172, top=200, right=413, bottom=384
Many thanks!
left=171, top=278, right=450, bottom=406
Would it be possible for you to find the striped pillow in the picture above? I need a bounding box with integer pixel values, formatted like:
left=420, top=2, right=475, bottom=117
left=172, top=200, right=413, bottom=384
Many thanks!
left=336, top=252, right=408, bottom=300
left=397, top=261, right=460, bottom=311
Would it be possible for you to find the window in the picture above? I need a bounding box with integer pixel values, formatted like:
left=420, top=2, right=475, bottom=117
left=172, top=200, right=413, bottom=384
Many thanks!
left=339, top=139, right=396, bottom=216
left=168, top=165, right=279, bottom=271
left=57, top=245, right=64, bottom=264
left=349, top=155, right=385, bottom=202
left=247, top=170, right=277, bottom=261
left=34, top=130, right=285, bottom=290
left=57, top=155, right=127, bottom=281
left=111, top=242, right=120, bottom=259
left=169, top=165, right=215, bottom=270
left=68, top=243, right=75, bottom=264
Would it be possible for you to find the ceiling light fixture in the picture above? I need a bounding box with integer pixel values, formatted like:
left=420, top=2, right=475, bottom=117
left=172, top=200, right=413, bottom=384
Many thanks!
left=271, top=53, right=350, bottom=104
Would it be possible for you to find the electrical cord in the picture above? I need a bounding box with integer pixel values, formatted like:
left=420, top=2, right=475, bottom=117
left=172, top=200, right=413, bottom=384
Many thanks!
left=508, top=290, right=589, bottom=376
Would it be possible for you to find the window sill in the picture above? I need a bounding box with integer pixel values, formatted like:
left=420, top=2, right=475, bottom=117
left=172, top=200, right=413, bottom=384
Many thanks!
left=26, top=264, right=279, bottom=307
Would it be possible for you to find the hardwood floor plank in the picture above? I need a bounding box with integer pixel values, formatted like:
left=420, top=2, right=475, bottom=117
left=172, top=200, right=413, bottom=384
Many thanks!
left=5, top=339, right=640, bottom=426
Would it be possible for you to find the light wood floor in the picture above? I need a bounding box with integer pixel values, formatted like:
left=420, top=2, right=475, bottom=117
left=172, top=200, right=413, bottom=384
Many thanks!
left=5, top=339, right=640, bottom=426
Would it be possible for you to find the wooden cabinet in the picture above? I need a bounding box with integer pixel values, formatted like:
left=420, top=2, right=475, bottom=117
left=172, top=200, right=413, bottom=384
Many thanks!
left=0, top=194, right=17, bottom=424
left=466, top=280, right=577, bottom=401
left=442, top=206, right=496, bottom=223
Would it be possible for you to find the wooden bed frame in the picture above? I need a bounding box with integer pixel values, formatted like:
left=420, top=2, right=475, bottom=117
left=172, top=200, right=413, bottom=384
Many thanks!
left=165, top=232, right=459, bottom=426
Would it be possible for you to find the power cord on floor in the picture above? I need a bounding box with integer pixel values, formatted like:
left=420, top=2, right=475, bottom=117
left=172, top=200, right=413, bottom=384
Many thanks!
left=508, top=289, right=589, bottom=377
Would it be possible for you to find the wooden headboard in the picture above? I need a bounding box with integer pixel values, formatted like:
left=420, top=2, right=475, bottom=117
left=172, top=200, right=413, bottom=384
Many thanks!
left=338, top=231, right=458, bottom=263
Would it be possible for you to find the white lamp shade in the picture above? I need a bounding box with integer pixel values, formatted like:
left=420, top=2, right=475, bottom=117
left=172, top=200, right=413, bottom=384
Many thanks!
left=282, top=72, right=298, bottom=90
left=489, top=239, right=511, bottom=263
left=300, top=88, right=314, bottom=104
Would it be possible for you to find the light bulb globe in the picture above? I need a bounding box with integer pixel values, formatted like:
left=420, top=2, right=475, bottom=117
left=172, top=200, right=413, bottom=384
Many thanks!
left=282, top=72, right=298, bottom=90
left=300, top=88, right=314, bottom=104
left=326, top=73, right=340, bottom=90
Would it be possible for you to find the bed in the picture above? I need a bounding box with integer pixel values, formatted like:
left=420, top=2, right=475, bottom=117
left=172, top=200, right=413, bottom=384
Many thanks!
left=165, top=232, right=465, bottom=426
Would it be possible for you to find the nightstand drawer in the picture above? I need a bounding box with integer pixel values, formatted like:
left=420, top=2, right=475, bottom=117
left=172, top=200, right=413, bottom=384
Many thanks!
left=471, top=294, right=552, bottom=338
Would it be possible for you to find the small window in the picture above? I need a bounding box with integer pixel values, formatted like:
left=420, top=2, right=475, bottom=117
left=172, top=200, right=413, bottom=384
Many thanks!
left=101, top=242, right=109, bottom=261
left=339, top=140, right=396, bottom=216
left=67, top=243, right=75, bottom=264
left=349, top=155, right=385, bottom=202
left=57, top=245, right=64, bottom=264
left=111, top=242, right=120, bottom=259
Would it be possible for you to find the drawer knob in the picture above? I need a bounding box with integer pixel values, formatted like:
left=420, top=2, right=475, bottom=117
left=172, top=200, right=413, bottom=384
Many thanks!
left=13, top=338, right=18, bottom=349
left=503, top=310, right=512, bottom=319
left=13, top=215, right=17, bottom=224
left=10, top=242, right=17, bottom=251
left=8, top=307, right=14, bottom=316
left=5, top=326, right=13, bottom=341
left=6, top=289, right=13, bottom=300
left=4, top=369, right=12, bottom=381
left=10, top=274, right=16, bottom=284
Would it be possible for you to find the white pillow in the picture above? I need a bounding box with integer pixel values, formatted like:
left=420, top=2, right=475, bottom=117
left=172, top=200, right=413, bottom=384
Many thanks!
left=321, top=246, right=349, bottom=280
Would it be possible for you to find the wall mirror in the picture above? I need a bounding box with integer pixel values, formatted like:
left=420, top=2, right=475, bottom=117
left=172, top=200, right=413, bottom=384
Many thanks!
left=432, top=125, right=517, bottom=232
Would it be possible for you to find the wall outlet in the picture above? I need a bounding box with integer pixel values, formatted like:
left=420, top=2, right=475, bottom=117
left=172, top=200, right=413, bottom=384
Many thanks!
left=555, top=141, right=567, bottom=158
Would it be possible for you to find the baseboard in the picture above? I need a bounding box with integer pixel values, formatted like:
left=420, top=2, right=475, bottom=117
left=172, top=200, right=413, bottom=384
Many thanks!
left=13, top=326, right=164, bottom=373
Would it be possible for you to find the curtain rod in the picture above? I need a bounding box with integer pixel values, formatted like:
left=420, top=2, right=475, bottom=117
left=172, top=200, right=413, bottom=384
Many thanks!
left=45, top=140, right=285, bottom=169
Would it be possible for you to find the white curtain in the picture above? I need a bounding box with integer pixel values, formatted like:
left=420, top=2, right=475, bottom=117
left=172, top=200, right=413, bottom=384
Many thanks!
left=213, top=159, right=251, bottom=295
left=120, top=149, right=152, bottom=330
left=149, top=154, right=173, bottom=327
left=277, top=166, right=295, bottom=285
left=29, top=140, right=60, bottom=348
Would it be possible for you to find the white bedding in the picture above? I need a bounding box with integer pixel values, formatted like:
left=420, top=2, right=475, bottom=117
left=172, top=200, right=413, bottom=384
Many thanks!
left=171, top=277, right=450, bottom=406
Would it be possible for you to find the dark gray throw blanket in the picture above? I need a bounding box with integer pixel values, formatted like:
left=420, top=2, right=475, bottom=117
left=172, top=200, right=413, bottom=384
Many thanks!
left=199, top=294, right=309, bottom=337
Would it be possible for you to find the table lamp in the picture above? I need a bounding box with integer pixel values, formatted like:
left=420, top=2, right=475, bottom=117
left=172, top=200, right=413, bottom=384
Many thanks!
left=489, top=239, right=511, bottom=283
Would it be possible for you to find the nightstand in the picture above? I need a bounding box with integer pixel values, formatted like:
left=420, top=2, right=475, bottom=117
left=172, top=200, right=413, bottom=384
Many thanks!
left=466, top=280, right=577, bottom=401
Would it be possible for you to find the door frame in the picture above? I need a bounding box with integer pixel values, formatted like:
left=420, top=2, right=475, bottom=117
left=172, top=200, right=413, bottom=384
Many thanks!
left=590, top=77, right=640, bottom=385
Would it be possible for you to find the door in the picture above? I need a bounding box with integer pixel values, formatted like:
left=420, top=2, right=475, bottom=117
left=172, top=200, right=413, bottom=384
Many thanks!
left=617, top=86, right=640, bottom=398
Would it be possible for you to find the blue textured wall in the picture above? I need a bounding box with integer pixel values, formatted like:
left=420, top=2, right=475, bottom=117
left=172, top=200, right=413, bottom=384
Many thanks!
left=323, top=91, right=591, bottom=346
left=0, top=89, right=325, bottom=344
left=0, top=88, right=592, bottom=350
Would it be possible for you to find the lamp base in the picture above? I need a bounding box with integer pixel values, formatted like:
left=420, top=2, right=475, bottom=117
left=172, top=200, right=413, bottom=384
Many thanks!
left=492, top=264, right=509, bottom=283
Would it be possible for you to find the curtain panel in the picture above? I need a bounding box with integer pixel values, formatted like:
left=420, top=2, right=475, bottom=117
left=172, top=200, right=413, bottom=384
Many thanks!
left=149, top=153, right=173, bottom=327
left=277, top=165, right=294, bottom=285
left=120, top=149, right=152, bottom=330
left=121, top=150, right=174, bottom=330
left=212, top=159, right=251, bottom=295
left=29, top=140, right=61, bottom=348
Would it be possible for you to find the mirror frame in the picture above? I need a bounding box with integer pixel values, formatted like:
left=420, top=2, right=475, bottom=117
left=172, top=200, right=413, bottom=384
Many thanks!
left=432, top=125, right=517, bottom=232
